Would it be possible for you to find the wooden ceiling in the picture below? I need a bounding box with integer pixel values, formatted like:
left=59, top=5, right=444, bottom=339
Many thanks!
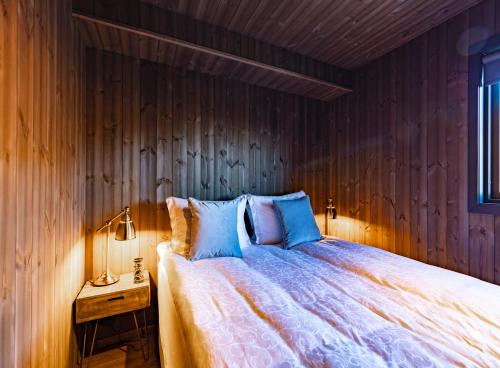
left=142, top=0, right=482, bottom=69
left=75, top=11, right=350, bottom=101
left=73, top=0, right=353, bottom=101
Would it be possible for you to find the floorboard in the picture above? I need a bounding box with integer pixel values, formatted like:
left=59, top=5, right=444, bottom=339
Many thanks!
left=83, top=330, right=160, bottom=368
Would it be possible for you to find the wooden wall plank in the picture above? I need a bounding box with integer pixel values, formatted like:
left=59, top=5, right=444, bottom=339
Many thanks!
left=427, top=25, right=439, bottom=266
left=1, top=0, right=18, bottom=364
left=156, top=64, right=173, bottom=246
left=139, top=61, right=158, bottom=282
left=16, top=0, right=34, bottom=365
left=470, top=214, right=495, bottom=282
left=446, top=12, right=469, bottom=274
left=436, top=23, right=449, bottom=269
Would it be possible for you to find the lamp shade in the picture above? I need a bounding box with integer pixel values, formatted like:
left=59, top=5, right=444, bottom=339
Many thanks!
left=115, top=207, right=136, bottom=241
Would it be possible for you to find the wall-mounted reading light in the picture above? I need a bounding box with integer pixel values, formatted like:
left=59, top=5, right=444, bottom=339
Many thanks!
left=325, top=198, right=337, bottom=236
left=326, top=198, right=337, bottom=219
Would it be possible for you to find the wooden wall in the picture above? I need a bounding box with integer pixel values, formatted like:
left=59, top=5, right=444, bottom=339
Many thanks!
left=85, top=48, right=330, bottom=282
left=326, top=0, right=500, bottom=286
left=0, top=0, right=86, bottom=367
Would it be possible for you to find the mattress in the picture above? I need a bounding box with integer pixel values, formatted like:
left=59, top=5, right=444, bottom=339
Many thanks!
left=157, top=238, right=500, bottom=367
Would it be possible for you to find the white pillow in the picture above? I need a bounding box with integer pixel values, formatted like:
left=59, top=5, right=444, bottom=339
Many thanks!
left=236, top=195, right=252, bottom=249
left=166, top=195, right=250, bottom=255
left=247, top=191, right=306, bottom=245
left=166, top=197, right=191, bottom=255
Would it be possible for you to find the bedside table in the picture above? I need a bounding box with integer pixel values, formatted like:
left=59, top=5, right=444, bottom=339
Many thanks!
left=75, top=271, right=150, bottom=367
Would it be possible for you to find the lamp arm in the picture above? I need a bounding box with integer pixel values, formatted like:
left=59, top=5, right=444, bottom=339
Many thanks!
left=96, top=207, right=127, bottom=233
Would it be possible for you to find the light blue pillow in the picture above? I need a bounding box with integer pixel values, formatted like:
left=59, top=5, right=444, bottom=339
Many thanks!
left=188, top=197, right=243, bottom=260
left=273, top=195, right=321, bottom=249
left=246, top=191, right=306, bottom=245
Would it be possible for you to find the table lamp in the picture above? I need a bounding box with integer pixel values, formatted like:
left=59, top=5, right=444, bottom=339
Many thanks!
left=93, top=206, right=136, bottom=286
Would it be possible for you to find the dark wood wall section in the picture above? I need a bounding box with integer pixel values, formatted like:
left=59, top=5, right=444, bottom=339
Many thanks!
left=326, top=0, right=500, bottom=286
left=85, top=48, right=330, bottom=281
left=0, top=0, right=86, bottom=366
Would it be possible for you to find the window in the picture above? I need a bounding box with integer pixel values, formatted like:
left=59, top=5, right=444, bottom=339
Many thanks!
left=469, top=37, right=500, bottom=213
left=481, top=79, right=500, bottom=201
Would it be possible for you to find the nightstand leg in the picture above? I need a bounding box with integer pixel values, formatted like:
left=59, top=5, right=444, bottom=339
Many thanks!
left=143, top=308, right=149, bottom=361
left=89, top=320, right=99, bottom=357
left=132, top=310, right=149, bottom=361
left=79, top=323, right=88, bottom=368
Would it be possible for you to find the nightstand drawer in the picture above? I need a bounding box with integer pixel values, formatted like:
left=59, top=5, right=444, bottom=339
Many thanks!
left=76, top=286, right=150, bottom=323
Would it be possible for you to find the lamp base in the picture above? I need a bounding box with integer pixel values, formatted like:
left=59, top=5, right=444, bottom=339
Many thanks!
left=92, top=271, right=120, bottom=286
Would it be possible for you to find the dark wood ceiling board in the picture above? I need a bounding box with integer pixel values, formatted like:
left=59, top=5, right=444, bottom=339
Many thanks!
left=142, top=0, right=481, bottom=69
left=187, top=20, right=204, bottom=70
left=325, top=0, right=479, bottom=67
left=192, top=0, right=212, bottom=20
left=261, top=0, right=316, bottom=48
left=333, top=0, right=457, bottom=66
left=273, top=0, right=351, bottom=51
left=77, top=17, right=94, bottom=47
left=142, top=3, right=159, bottom=63
left=74, top=12, right=350, bottom=101
left=252, top=1, right=290, bottom=41
left=359, top=0, right=474, bottom=66
left=314, top=0, right=435, bottom=65
left=227, top=0, right=262, bottom=32
left=254, top=66, right=284, bottom=90
left=289, top=0, right=359, bottom=53
left=85, top=21, right=103, bottom=50
left=306, top=1, right=398, bottom=62
left=75, top=0, right=351, bottom=98
left=241, top=0, right=285, bottom=36
left=314, top=0, right=415, bottom=64
left=339, top=0, right=476, bottom=66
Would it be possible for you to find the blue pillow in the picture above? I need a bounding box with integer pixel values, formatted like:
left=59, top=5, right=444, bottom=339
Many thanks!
left=188, top=197, right=243, bottom=260
left=273, top=196, right=321, bottom=249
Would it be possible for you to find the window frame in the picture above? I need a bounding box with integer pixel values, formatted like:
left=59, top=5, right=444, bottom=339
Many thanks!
left=468, top=34, right=500, bottom=214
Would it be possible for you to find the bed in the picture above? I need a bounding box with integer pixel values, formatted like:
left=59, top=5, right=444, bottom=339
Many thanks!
left=157, top=238, right=500, bottom=367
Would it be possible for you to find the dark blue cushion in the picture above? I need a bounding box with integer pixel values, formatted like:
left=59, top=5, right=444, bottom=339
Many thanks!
left=188, top=197, right=243, bottom=260
left=273, top=195, right=322, bottom=249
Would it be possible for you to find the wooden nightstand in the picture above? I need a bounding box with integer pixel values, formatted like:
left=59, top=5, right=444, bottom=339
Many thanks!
left=75, top=271, right=150, bottom=367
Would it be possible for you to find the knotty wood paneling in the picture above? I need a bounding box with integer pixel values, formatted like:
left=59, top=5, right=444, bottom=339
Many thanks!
left=326, top=0, right=500, bottom=285
left=0, top=0, right=86, bottom=366
left=85, top=49, right=330, bottom=282
left=143, top=0, right=481, bottom=69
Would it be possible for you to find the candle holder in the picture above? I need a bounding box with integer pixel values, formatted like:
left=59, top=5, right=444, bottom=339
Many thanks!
left=133, top=257, right=145, bottom=283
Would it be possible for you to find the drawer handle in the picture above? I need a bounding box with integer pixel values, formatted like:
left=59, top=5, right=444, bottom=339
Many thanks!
left=107, top=296, right=125, bottom=302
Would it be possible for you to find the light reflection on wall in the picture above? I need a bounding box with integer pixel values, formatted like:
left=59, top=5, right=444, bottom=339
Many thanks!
left=92, top=229, right=162, bottom=283
left=314, top=213, right=371, bottom=245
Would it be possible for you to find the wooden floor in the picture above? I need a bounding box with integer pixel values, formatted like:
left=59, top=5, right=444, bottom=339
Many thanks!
left=83, top=332, right=160, bottom=368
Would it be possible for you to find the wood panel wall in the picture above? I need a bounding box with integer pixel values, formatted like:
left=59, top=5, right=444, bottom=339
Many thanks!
left=326, top=0, right=500, bottom=286
left=0, top=0, right=86, bottom=366
left=85, top=48, right=329, bottom=282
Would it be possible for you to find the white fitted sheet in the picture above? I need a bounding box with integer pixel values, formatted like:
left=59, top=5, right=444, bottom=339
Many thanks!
left=157, top=238, right=500, bottom=367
